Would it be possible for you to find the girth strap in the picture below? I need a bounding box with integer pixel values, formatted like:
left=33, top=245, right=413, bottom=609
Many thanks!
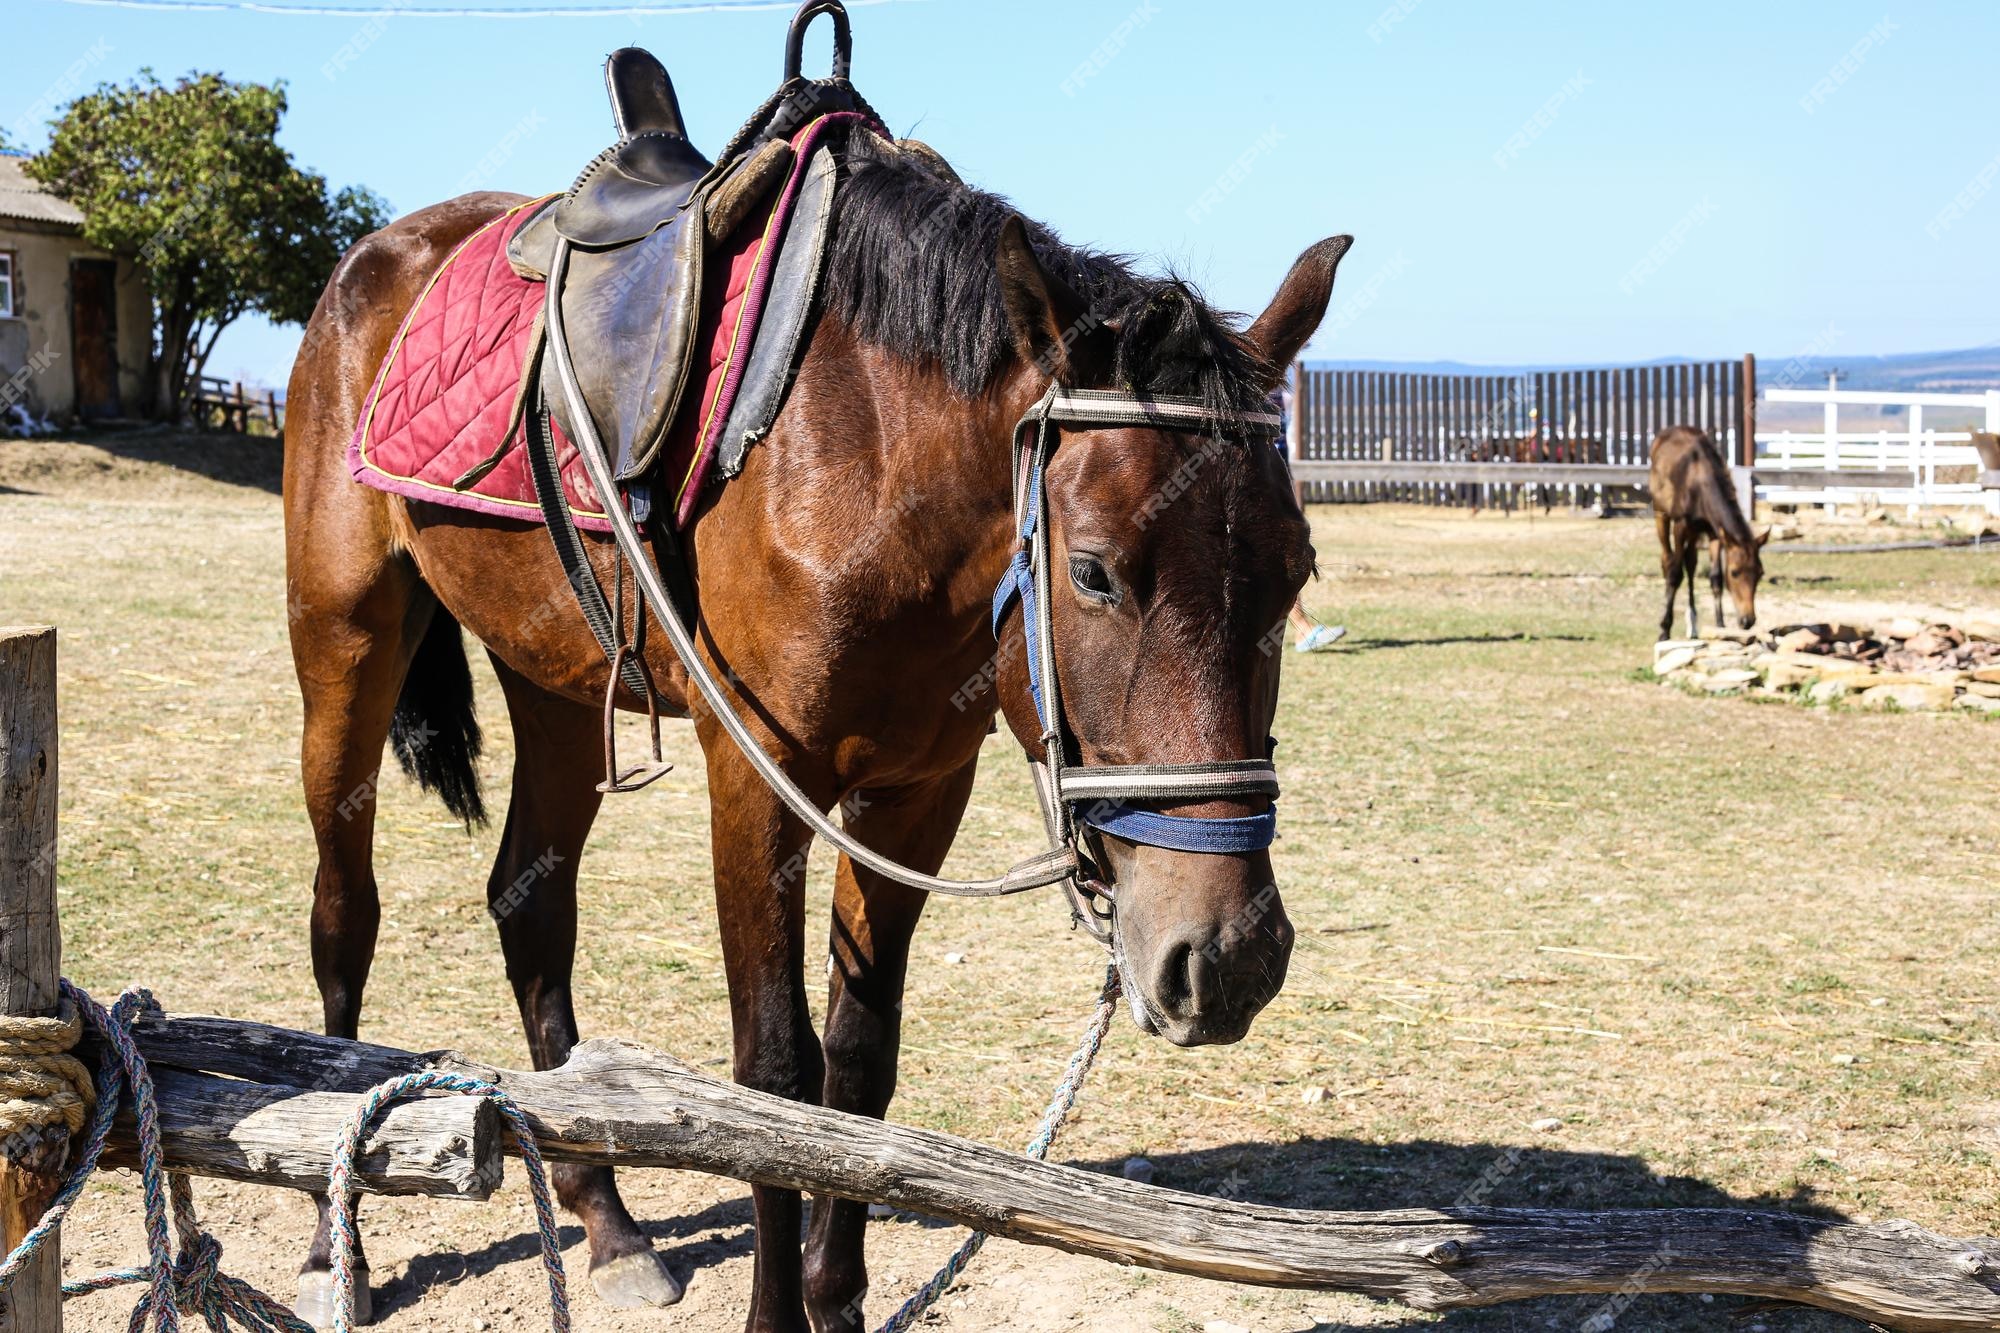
left=518, top=332, right=657, bottom=707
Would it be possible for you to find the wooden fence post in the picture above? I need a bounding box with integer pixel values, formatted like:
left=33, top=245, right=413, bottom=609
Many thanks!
left=1736, top=353, right=1759, bottom=518
left=0, top=626, right=65, bottom=1333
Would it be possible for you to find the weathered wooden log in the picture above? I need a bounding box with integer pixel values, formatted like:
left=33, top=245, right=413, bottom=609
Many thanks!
left=88, top=1066, right=500, bottom=1200
left=113, top=1017, right=2000, bottom=1331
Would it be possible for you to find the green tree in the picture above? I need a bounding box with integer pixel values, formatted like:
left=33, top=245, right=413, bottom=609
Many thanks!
left=25, top=72, right=389, bottom=421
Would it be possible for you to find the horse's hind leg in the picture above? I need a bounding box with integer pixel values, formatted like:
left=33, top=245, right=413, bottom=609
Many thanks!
left=485, top=656, right=683, bottom=1309
left=290, top=538, right=438, bottom=1327
left=802, top=764, right=975, bottom=1331
left=1708, top=537, right=1726, bottom=628
left=1683, top=539, right=1702, bottom=638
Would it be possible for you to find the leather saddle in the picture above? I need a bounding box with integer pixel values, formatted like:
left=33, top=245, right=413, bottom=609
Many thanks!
left=508, top=18, right=860, bottom=483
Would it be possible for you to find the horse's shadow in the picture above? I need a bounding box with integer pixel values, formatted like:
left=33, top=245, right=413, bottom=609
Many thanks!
left=1077, top=1137, right=1867, bottom=1331
left=370, top=1194, right=756, bottom=1320
left=1341, top=632, right=1592, bottom=651
left=372, top=1136, right=1871, bottom=1330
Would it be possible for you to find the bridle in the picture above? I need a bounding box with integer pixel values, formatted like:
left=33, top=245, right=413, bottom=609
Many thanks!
left=536, top=227, right=1283, bottom=944
left=991, top=386, right=1284, bottom=942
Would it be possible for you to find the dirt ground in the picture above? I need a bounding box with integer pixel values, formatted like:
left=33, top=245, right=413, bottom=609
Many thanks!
left=2, top=431, right=1996, bottom=1333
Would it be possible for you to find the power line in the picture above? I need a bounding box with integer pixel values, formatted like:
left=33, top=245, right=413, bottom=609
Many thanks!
left=55, top=0, right=918, bottom=17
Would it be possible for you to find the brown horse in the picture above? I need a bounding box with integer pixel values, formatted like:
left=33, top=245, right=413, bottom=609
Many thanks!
left=1648, top=425, right=1768, bottom=639
left=285, top=122, right=1347, bottom=1331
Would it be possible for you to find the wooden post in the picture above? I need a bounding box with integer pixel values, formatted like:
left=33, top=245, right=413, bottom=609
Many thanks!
left=0, top=626, right=64, bottom=1333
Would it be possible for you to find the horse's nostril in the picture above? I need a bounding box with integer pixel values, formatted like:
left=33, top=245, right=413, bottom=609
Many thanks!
left=1154, top=940, right=1194, bottom=1014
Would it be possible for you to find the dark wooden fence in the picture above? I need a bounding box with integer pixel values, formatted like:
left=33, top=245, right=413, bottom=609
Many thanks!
left=1292, top=357, right=1755, bottom=507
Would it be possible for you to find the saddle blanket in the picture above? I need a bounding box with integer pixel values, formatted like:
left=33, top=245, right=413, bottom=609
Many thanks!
left=347, top=115, right=848, bottom=531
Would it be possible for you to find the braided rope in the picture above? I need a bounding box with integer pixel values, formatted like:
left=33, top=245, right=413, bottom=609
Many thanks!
left=324, top=1071, right=569, bottom=1333
left=0, top=983, right=316, bottom=1332
left=875, top=965, right=1121, bottom=1333
left=0, top=987, right=574, bottom=1333
left=0, top=999, right=96, bottom=1140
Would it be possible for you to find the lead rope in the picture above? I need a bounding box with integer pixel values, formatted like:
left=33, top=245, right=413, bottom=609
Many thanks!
left=875, top=964, right=1121, bottom=1333
left=326, top=1072, right=568, bottom=1333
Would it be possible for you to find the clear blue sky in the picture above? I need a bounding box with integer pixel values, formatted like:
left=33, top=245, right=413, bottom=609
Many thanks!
left=13, top=0, right=1999, bottom=387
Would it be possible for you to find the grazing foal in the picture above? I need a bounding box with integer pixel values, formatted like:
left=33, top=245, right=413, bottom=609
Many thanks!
left=1648, top=425, right=1769, bottom=640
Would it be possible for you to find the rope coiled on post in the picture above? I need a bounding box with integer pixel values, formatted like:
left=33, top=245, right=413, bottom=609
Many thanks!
left=875, top=964, right=1121, bottom=1333
left=0, top=997, right=96, bottom=1141
left=0, top=983, right=569, bottom=1333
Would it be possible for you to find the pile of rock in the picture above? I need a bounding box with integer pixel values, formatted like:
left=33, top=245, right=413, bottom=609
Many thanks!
left=1652, top=617, right=2000, bottom=714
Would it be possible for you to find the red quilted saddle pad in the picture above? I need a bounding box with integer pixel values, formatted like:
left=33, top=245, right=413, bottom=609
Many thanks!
left=348, top=112, right=866, bottom=533
left=348, top=198, right=616, bottom=530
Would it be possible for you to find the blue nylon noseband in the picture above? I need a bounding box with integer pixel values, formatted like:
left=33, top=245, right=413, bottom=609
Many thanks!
left=991, top=388, right=1282, bottom=858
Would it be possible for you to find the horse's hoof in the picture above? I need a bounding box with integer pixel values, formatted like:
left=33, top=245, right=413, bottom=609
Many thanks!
left=295, top=1268, right=372, bottom=1329
left=593, top=1249, right=684, bottom=1309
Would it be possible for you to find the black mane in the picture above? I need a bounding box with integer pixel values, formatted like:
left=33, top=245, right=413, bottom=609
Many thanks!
left=822, top=131, right=1269, bottom=417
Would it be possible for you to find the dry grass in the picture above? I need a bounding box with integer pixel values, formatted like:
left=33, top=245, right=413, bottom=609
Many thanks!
left=2, top=432, right=1996, bottom=1332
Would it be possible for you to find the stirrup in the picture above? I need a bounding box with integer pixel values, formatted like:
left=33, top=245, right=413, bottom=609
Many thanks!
left=599, top=641, right=673, bottom=793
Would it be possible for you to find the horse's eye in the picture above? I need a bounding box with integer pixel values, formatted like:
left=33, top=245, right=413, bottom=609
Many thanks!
left=1068, top=553, right=1120, bottom=605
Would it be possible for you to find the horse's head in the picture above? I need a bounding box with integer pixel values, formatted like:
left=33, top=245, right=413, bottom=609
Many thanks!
left=990, top=221, right=1350, bottom=1046
left=1724, top=526, right=1770, bottom=630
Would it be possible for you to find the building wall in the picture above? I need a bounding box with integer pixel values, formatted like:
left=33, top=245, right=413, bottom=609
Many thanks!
left=0, top=219, right=152, bottom=422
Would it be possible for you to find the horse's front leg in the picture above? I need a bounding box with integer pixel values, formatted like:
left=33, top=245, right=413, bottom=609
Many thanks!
left=803, top=763, right=978, bottom=1331
left=1655, top=514, right=1682, bottom=641
left=705, top=731, right=827, bottom=1333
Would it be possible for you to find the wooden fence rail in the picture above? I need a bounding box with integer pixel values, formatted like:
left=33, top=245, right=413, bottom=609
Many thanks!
left=5, top=624, right=1999, bottom=1332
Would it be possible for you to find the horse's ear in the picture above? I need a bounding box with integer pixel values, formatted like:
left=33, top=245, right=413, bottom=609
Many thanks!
left=995, top=215, right=1109, bottom=385
left=1244, top=235, right=1354, bottom=390
left=1755, top=524, right=1773, bottom=548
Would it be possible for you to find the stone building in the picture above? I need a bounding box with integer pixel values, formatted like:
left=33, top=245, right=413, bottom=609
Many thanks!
left=0, top=153, right=151, bottom=424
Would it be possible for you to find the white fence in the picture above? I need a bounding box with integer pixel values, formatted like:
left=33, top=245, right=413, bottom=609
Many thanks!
left=1755, top=387, right=2000, bottom=513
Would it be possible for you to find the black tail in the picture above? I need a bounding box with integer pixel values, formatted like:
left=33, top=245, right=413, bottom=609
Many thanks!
left=391, top=608, right=487, bottom=827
